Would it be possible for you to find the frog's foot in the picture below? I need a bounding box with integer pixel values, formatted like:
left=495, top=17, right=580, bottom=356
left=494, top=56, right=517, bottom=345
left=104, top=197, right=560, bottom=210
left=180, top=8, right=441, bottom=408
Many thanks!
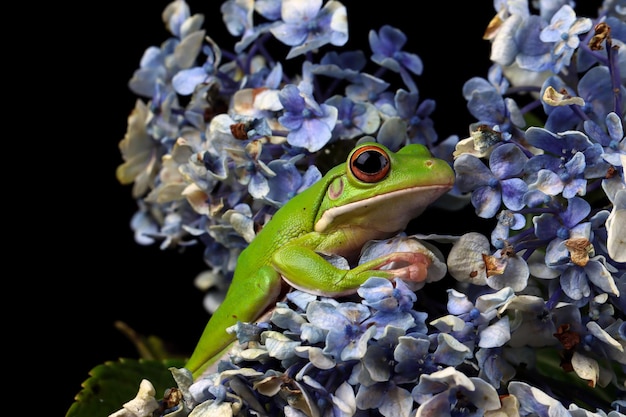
left=374, top=252, right=432, bottom=282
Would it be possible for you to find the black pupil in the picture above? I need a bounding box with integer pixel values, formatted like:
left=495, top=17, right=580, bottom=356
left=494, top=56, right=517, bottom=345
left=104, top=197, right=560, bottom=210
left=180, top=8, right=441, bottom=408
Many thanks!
left=355, top=150, right=387, bottom=174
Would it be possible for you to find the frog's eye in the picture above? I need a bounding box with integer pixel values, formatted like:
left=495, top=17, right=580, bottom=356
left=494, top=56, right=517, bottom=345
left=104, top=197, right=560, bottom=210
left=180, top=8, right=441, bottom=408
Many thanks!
left=350, top=145, right=391, bottom=183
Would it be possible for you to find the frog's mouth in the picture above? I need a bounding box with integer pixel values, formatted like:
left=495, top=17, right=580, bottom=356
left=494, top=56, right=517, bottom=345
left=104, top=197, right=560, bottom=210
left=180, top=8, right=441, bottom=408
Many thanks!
left=314, top=184, right=452, bottom=235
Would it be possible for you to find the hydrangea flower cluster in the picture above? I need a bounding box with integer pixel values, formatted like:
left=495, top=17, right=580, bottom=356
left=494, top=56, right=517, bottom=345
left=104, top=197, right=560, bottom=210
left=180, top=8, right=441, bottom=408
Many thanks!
left=114, top=0, right=625, bottom=416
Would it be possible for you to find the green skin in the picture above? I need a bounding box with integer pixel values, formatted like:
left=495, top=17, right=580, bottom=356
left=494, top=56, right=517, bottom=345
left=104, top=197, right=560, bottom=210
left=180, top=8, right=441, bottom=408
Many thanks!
left=185, top=142, right=455, bottom=378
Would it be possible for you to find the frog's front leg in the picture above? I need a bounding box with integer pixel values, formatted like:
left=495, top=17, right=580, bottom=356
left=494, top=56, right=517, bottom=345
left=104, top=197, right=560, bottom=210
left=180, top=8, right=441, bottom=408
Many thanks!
left=273, top=244, right=432, bottom=297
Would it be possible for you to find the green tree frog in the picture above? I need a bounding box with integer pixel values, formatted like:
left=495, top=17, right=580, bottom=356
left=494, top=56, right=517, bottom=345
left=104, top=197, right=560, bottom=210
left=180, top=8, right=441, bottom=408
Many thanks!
left=185, top=142, right=455, bottom=377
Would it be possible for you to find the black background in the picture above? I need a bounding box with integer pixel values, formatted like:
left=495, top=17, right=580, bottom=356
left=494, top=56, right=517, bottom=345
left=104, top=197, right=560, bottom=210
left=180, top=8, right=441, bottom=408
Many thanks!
left=54, top=1, right=498, bottom=415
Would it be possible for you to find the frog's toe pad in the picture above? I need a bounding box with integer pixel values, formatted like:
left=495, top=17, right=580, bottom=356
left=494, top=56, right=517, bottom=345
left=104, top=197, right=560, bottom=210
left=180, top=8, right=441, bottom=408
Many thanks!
left=378, top=252, right=432, bottom=282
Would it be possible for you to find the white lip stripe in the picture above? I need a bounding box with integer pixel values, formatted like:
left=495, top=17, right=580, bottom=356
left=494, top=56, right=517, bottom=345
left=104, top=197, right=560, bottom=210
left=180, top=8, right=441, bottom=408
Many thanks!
left=314, top=185, right=448, bottom=232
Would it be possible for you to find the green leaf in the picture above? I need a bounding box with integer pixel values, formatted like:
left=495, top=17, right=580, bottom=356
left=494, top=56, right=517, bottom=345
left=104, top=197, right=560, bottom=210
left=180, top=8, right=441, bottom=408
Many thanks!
left=534, top=348, right=616, bottom=409
left=65, top=357, right=185, bottom=417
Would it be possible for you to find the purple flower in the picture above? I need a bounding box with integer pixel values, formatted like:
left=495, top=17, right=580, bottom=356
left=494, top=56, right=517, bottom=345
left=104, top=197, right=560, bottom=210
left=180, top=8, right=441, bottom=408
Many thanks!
left=454, top=143, right=529, bottom=218
left=394, top=89, right=438, bottom=147
left=278, top=83, right=338, bottom=152
left=270, top=0, right=348, bottom=59
left=369, top=25, right=423, bottom=92
left=412, top=367, right=501, bottom=416
left=306, top=300, right=375, bottom=361
left=325, top=95, right=380, bottom=140
left=539, top=5, right=593, bottom=73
